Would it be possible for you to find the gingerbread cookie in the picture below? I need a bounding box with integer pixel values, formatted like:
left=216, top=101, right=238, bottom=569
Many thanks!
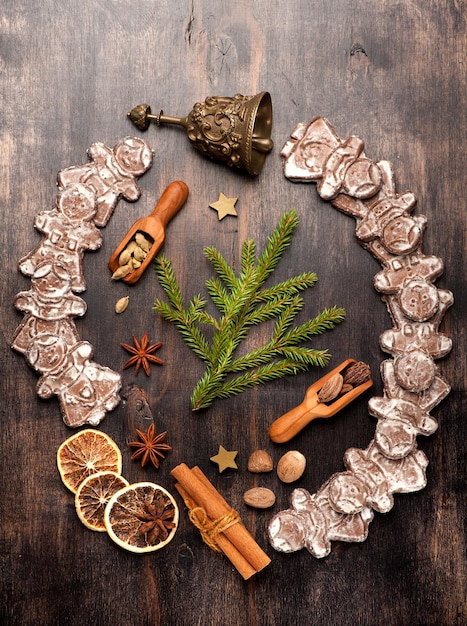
left=332, top=160, right=426, bottom=256
left=28, top=337, right=121, bottom=428
left=12, top=137, right=153, bottom=427
left=268, top=481, right=374, bottom=559
left=57, top=137, right=153, bottom=227
left=269, top=118, right=452, bottom=558
left=18, top=183, right=102, bottom=292
left=379, top=291, right=453, bottom=359
left=281, top=117, right=382, bottom=199
left=12, top=263, right=85, bottom=355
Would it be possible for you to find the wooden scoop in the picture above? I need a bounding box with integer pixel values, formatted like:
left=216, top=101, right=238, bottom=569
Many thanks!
left=269, top=359, right=373, bottom=443
left=108, top=180, right=189, bottom=284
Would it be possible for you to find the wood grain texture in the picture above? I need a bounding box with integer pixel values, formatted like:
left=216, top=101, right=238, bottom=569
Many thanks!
left=1, top=1, right=465, bottom=625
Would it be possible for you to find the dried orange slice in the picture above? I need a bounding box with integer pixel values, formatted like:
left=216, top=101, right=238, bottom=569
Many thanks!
left=57, top=429, right=122, bottom=493
left=75, top=471, right=129, bottom=532
left=104, top=482, right=179, bottom=553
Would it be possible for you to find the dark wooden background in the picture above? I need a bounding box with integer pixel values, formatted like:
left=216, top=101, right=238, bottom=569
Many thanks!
left=1, top=1, right=465, bottom=625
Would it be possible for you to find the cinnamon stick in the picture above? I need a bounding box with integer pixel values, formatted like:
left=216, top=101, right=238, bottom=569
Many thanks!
left=174, top=482, right=256, bottom=580
left=171, top=463, right=271, bottom=577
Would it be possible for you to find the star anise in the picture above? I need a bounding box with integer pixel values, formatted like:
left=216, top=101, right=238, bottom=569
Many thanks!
left=136, top=494, right=176, bottom=545
left=128, top=423, right=171, bottom=468
left=121, top=332, right=163, bottom=376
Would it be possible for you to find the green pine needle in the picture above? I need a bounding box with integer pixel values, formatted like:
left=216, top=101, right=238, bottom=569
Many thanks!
left=153, top=210, right=345, bottom=411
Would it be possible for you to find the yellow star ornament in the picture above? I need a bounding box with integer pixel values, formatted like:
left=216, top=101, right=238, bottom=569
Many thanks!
left=210, top=445, right=238, bottom=473
left=209, top=193, right=238, bottom=220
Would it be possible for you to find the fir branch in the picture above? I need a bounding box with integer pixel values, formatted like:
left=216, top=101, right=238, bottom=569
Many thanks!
left=204, top=246, right=237, bottom=291
left=243, top=294, right=302, bottom=326
left=277, top=347, right=330, bottom=367
left=278, top=306, right=346, bottom=345
left=241, top=238, right=257, bottom=275
left=175, top=322, right=214, bottom=365
left=154, top=254, right=185, bottom=313
left=205, top=277, right=231, bottom=314
left=256, top=272, right=318, bottom=301
left=153, top=211, right=346, bottom=411
left=195, top=310, right=220, bottom=329
left=255, top=210, right=299, bottom=285
left=226, top=334, right=329, bottom=375
left=191, top=358, right=313, bottom=410
left=154, top=256, right=212, bottom=364
left=272, top=295, right=305, bottom=340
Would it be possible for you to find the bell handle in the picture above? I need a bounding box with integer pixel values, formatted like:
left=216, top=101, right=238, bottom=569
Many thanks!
left=153, top=111, right=188, bottom=128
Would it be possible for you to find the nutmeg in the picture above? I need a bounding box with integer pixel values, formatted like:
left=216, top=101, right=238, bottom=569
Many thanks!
left=317, top=372, right=343, bottom=403
left=247, top=450, right=273, bottom=473
left=243, top=487, right=276, bottom=509
left=277, top=450, right=306, bottom=483
left=343, top=361, right=371, bottom=386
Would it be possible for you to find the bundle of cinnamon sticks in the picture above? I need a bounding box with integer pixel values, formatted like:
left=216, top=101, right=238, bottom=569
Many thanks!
left=171, top=463, right=271, bottom=579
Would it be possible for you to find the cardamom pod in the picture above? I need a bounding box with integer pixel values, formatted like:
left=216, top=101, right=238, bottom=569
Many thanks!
left=133, top=246, right=147, bottom=262
left=111, top=264, right=133, bottom=280
left=115, top=296, right=130, bottom=314
left=125, top=240, right=138, bottom=255
left=118, top=249, right=132, bottom=267
left=135, top=232, right=152, bottom=253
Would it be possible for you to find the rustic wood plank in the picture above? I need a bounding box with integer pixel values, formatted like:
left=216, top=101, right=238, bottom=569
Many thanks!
left=1, top=1, right=465, bottom=624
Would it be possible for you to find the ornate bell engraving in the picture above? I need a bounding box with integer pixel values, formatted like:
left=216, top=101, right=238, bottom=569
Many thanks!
left=128, top=91, right=273, bottom=176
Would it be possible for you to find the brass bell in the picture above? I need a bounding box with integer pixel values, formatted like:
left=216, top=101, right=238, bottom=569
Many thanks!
left=127, top=91, right=274, bottom=176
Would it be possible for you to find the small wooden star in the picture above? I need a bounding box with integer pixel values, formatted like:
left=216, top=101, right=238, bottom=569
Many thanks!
left=210, top=445, right=238, bottom=473
left=209, top=193, right=238, bottom=220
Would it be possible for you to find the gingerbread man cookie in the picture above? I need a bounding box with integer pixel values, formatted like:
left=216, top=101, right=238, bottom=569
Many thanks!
left=281, top=117, right=382, bottom=200
left=28, top=337, right=121, bottom=428
left=57, top=137, right=153, bottom=226
left=18, top=183, right=102, bottom=292
left=379, top=292, right=453, bottom=359
left=12, top=137, right=153, bottom=427
left=12, top=263, right=85, bottom=355
left=269, top=118, right=452, bottom=558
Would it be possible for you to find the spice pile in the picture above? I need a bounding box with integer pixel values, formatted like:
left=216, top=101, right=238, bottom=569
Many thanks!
left=111, top=233, right=154, bottom=281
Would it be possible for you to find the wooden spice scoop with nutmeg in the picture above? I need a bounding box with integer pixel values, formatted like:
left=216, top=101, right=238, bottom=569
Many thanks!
left=269, top=359, right=372, bottom=443
left=108, top=180, right=189, bottom=284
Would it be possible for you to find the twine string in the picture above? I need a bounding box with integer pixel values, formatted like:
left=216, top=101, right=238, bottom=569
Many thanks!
left=183, top=497, right=240, bottom=553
